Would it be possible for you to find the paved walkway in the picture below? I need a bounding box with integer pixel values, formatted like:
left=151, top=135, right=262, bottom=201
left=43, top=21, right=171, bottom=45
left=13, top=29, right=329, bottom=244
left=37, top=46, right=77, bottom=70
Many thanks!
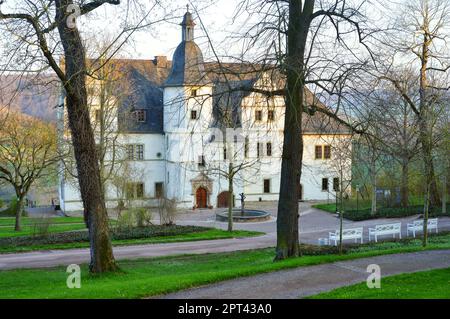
left=0, top=235, right=276, bottom=270
left=0, top=202, right=449, bottom=270
left=157, top=249, right=450, bottom=299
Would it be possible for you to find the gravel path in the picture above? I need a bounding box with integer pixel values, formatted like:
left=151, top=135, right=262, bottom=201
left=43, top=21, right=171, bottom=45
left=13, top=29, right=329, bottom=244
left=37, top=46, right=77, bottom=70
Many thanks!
left=157, top=249, right=450, bottom=299
left=0, top=234, right=276, bottom=270
left=0, top=202, right=449, bottom=271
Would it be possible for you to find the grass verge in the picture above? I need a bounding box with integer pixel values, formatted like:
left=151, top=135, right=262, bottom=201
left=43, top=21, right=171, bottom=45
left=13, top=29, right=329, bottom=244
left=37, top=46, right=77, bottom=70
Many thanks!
left=0, top=232, right=449, bottom=298
left=309, top=267, right=450, bottom=299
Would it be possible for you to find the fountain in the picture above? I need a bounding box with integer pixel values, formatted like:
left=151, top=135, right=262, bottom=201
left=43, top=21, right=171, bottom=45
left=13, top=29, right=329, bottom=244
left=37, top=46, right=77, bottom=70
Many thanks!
left=215, top=193, right=271, bottom=222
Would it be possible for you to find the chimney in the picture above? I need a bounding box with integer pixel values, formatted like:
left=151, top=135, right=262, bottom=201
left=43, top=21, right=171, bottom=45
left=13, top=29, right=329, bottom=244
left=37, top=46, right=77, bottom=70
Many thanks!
left=154, top=56, right=167, bottom=68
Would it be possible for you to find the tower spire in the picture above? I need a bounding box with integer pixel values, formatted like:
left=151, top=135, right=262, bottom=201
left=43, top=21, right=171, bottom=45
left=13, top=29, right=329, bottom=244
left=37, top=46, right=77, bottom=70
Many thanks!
left=165, top=4, right=209, bottom=87
left=181, top=6, right=195, bottom=41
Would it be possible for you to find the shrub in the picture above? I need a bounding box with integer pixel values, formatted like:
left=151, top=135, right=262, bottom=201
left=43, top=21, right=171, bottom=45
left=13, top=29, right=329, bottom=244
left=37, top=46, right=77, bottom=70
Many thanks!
left=157, top=198, right=178, bottom=225
left=299, top=243, right=346, bottom=255
left=343, top=204, right=450, bottom=221
left=0, top=197, right=18, bottom=217
left=30, top=217, right=52, bottom=237
left=0, top=197, right=29, bottom=217
left=117, top=210, right=135, bottom=229
left=133, top=208, right=152, bottom=227
left=117, top=208, right=153, bottom=228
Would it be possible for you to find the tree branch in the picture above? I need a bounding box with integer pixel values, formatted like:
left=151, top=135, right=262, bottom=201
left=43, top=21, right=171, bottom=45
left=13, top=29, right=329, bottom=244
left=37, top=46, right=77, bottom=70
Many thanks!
left=80, top=0, right=120, bottom=15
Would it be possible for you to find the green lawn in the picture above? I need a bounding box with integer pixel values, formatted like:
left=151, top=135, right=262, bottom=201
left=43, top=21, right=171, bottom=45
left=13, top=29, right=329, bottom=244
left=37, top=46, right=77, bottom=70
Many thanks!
left=312, top=203, right=338, bottom=213
left=0, top=217, right=116, bottom=238
left=0, top=223, right=88, bottom=238
left=0, top=229, right=262, bottom=253
left=0, top=216, right=118, bottom=238
left=0, top=217, right=85, bottom=226
left=0, top=233, right=449, bottom=298
left=309, top=268, right=450, bottom=299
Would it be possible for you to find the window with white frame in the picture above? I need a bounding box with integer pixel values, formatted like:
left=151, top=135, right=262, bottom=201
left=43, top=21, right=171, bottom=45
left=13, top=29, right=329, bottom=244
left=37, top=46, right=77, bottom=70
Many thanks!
left=266, top=142, right=272, bottom=156
left=125, top=182, right=145, bottom=199
left=126, top=144, right=144, bottom=160
left=263, top=179, right=271, bottom=193
left=322, top=178, right=329, bottom=191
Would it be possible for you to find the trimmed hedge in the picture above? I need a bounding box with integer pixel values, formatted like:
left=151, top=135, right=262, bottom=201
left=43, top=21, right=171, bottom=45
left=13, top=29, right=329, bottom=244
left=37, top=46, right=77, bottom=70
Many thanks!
left=0, top=224, right=211, bottom=248
left=0, top=197, right=28, bottom=217
left=339, top=204, right=450, bottom=221
left=299, top=243, right=346, bottom=255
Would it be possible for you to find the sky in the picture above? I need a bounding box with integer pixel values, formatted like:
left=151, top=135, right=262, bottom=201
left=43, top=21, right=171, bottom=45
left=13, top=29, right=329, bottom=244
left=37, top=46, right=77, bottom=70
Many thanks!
left=2, top=0, right=441, bottom=72
left=0, top=0, right=248, bottom=68
left=77, top=0, right=247, bottom=61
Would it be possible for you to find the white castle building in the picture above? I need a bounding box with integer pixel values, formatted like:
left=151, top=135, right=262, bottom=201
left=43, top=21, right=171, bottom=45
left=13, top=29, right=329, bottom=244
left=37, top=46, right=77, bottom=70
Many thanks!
left=58, top=10, right=352, bottom=212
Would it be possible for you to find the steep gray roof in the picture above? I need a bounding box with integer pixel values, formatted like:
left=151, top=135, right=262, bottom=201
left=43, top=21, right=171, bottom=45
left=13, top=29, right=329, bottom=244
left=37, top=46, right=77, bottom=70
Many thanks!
left=97, top=58, right=170, bottom=134
left=212, top=79, right=256, bottom=128
left=117, top=67, right=164, bottom=133
left=164, top=41, right=210, bottom=87
left=101, top=58, right=349, bottom=135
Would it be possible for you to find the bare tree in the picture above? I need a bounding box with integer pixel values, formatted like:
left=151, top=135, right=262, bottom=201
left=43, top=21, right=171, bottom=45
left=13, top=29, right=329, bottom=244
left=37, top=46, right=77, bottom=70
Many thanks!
left=0, top=110, right=58, bottom=231
left=377, top=0, right=449, bottom=207
left=324, top=134, right=353, bottom=253
left=227, top=0, right=374, bottom=259
left=0, top=0, right=167, bottom=272
left=203, top=131, right=261, bottom=232
left=60, top=40, right=133, bottom=200
left=373, top=90, right=420, bottom=208
left=358, top=131, right=386, bottom=215
left=373, top=0, right=449, bottom=246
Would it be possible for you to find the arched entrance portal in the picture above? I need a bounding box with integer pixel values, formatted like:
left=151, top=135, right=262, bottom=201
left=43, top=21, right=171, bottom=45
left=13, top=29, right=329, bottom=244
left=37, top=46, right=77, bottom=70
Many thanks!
left=217, top=191, right=233, bottom=208
left=196, top=187, right=208, bottom=208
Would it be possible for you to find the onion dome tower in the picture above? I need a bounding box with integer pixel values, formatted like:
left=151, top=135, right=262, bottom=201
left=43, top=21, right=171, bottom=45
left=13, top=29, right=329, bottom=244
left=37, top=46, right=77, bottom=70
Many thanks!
left=164, top=6, right=210, bottom=87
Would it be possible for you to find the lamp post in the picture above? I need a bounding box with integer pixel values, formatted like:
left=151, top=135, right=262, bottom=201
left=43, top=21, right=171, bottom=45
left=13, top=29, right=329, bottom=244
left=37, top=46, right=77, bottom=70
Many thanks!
left=335, top=190, right=338, bottom=214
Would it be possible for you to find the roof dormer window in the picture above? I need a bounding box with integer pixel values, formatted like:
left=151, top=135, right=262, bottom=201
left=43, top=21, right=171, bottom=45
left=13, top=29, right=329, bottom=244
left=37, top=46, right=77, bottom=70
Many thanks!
left=255, top=110, right=263, bottom=122
left=132, top=109, right=146, bottom=123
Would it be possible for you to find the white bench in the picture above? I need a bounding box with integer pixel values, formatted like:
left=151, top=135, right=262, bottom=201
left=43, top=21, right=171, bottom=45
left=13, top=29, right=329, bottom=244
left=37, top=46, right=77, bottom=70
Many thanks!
left=368, top=222, right=401, bottom=242
left=329, top=227, right=363, bottom=246
left=407, top=218, right=438, bottom=237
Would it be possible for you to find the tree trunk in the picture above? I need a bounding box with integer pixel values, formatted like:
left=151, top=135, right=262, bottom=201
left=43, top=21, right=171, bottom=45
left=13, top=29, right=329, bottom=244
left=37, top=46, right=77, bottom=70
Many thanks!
left=339, top=171, right=344, bottom=254
left=419, top=127, right=440, bottom=208
left=423, top=187, right=430, bottom=247
left=370, top=160, right=377, bottom=216
left=401, top=158, right=409, bottom=208
left=443, top=174, right=447, bottom=215
left=419, top=119, right=436, bottom=249
left=275, top=0, right=313, bottom=260
left=56, top=0, right=117, bottom=273
left=14, top=195, right=24, bottom=232
left=227, top=164, right=234, bottom=232
left=418, top=12, right=440, bottom=210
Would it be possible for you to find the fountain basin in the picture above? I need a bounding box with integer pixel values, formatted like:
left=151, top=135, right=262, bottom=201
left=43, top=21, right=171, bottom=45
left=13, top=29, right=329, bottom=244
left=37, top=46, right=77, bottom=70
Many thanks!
left=216, top=209, right=271, bottom=223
